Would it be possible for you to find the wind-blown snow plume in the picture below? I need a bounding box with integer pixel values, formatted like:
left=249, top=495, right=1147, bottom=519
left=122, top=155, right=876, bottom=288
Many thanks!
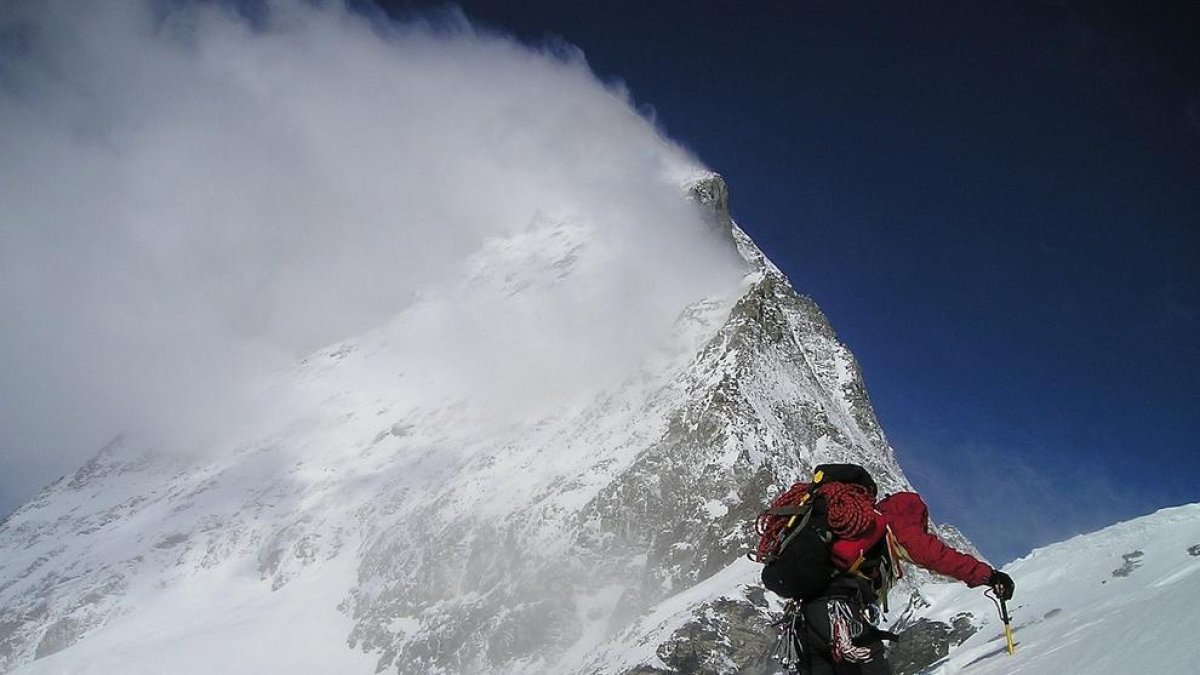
left=0, top=0, right=744, bottom=512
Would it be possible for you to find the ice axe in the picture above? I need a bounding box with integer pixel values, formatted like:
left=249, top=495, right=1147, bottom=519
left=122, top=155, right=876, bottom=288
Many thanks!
left=986, top=588, right=1016, bottom=655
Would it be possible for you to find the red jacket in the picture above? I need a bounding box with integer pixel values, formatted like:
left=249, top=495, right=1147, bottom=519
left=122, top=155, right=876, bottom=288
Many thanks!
left=876, top=491, right=992, bottom=587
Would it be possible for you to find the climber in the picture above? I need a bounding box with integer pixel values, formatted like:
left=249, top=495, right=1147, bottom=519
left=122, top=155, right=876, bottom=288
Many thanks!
left=756, top=464, right=1015, bottom=674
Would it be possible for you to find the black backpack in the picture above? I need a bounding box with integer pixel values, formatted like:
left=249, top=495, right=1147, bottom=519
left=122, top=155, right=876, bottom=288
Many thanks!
left=751, top=463, right=878, bottom=601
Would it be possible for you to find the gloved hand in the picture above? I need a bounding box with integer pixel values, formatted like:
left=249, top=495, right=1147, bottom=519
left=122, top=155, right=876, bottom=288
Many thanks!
left=988, top=569, right=1015, bottom=601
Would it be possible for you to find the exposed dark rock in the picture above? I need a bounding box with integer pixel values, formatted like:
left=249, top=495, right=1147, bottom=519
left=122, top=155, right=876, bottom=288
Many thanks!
left=1111, top=550, right=1144, bottom=577
left=153, top=533, right=189, bottom=549
left=888, top=614, right=978, bottom=675
left=686, top=173, right=732, bottom=233
left=0, top=620, right=21, bottom=660
left=33, top=617, right=79, bottom=660
left=629, top=597, right=780, bottom=675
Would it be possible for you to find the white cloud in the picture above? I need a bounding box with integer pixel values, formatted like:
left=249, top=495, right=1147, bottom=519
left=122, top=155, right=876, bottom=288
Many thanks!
left=0, top=1, right=744, bottom=513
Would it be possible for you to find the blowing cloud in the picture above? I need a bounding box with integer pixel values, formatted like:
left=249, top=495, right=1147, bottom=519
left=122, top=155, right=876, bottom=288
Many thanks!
left=0, top=1, right=745, bottom=514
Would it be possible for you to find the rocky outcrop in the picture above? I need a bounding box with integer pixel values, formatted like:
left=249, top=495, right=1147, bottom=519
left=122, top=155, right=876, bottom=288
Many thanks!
left=888, top=615, right=979, bottom=675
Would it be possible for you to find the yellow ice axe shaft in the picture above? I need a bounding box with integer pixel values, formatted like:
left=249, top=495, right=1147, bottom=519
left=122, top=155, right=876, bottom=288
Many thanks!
left=998, top=596, right=1015, bottom=655
left=987, top=589, right=1016, bottom=655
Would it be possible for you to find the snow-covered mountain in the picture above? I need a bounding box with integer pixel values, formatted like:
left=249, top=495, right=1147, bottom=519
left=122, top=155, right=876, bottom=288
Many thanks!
left=897, top=504, right=1200, bottom=675
left=1, top=173, right=941, bottom=675
left=4, top=170, right=1198, bottom=675
left=5, top=5, right=944, bottom=670
left=5, top=5, right=1194, bottom=675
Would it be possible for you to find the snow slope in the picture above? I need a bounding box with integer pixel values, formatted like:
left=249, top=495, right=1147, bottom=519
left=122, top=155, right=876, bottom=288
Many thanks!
left=11, top=554, right=375, bottom=675
left=918, top=504, right=1200, bottom=675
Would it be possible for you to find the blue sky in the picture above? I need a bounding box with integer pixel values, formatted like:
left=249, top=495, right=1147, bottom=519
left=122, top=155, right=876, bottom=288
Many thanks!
left=374, top=0, right=1200, bottom=563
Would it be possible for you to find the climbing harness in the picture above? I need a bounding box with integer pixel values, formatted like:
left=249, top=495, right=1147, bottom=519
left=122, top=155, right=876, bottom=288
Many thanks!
left=769, top=594, right=893, bottom=673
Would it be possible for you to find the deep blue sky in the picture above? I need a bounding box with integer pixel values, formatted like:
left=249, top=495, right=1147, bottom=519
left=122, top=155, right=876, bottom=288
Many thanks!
left=374, top=0, right=1199, bottom=563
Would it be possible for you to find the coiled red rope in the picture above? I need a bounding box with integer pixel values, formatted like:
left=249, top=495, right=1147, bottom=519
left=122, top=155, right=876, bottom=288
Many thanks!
left=751, top=480, right=878, bottom=563
left=751, top=482, right=810, bottom=562
left=823, top=482, right=875, bottom=538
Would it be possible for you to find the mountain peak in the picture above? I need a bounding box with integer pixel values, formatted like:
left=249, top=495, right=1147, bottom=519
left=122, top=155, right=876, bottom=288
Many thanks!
left=685, top=172, right=732, bottom=229
left=0, top=169, right=922, bottom=673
